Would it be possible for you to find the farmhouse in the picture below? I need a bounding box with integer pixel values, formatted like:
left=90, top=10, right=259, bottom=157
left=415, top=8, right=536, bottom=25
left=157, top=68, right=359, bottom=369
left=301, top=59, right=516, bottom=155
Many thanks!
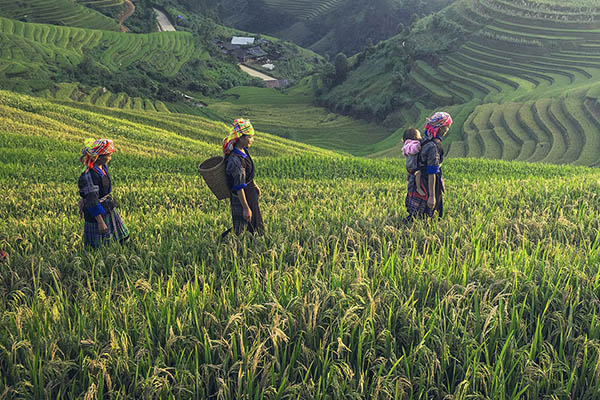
left=214, top=37, right=291, bottom=81
left=248, top=47, right=267, bottom=58
left=231, top=36, right=255, bottom=46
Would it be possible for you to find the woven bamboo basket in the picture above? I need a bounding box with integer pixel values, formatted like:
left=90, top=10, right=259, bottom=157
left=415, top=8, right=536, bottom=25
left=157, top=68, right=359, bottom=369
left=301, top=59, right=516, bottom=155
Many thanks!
left=198, top=156, right=229, bottom=200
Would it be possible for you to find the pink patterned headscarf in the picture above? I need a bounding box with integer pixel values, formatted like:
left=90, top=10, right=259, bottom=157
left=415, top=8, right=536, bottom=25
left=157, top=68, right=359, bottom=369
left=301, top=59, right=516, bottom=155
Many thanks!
left=424, top=112, right=453, bottom=139
left=80, top=139, right=115, bottom=171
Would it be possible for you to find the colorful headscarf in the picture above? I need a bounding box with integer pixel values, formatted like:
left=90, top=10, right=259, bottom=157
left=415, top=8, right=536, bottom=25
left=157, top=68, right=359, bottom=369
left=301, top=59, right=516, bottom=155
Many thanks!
left=222, top=118, right=255, bottom=155
left=423, top=112, right=453, bottom=139
left=80, top=138, right=115, bottom=171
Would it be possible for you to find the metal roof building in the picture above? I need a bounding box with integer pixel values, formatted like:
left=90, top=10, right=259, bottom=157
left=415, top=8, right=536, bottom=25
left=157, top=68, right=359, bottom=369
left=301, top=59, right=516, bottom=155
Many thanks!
left=231, top=37, right=255, bottom=46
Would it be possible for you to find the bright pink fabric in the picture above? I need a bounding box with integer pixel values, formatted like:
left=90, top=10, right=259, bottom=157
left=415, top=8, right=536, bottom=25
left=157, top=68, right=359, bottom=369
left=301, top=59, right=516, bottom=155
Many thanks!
left=402, top=139, right=421, bottom=156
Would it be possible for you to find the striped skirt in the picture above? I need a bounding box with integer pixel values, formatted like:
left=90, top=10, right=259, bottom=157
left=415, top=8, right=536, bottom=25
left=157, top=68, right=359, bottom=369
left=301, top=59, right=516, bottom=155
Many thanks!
left=83, top=209, right=129, bottom=248
left=230, top=181, right=264, bottom=236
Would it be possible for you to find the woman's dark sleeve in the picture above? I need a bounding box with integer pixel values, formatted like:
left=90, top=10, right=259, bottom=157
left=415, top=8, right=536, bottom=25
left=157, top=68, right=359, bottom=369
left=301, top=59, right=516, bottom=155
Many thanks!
left=78, top=172, right=105, bottom=217
left=225, top=156, right=246, bottom=192
left=424, top=142, right=441, bottom=175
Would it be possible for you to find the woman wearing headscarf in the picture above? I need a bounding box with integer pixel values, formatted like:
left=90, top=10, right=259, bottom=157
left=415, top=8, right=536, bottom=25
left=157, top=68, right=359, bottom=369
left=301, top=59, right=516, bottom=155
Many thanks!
left=222, top=119, right=264, bottom=237
left=78, top=138, right=129, bottom=248
left=405, top=111, right=453, bottom=219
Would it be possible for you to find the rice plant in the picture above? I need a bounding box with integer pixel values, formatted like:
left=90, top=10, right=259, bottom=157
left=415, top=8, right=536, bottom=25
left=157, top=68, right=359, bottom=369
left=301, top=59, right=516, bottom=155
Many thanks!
left=1, top=91, right=600, bottom=398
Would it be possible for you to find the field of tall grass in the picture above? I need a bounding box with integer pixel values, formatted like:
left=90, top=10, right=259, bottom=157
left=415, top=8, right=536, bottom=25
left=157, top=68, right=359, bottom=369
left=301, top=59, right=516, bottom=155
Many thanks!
left=2, top=91, right=600, bottom=398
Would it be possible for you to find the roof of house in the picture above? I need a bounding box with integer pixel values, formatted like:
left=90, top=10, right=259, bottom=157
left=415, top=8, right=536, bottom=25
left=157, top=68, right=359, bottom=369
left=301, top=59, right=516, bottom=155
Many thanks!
left=233, top=48, right=248, bottom=60
left=248, top=47, right=267, bottom=57
left=231, top=37, right=255, bottom=45
left=223, top=43, right=241, bottom=51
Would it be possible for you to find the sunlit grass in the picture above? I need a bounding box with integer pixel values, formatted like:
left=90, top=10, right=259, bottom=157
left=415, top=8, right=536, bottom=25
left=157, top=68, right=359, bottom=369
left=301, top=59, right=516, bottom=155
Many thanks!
left=1, top=92, right=600, bottom=398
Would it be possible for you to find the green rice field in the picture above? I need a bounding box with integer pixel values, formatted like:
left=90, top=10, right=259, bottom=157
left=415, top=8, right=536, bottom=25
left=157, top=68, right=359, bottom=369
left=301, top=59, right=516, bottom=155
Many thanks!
left=3, top=0, right=600, bottom=396
left=0, top=0, right=121, bottom=31
left=207, top=84, right=393, bottom=156
left=2, top=91, right=600, bottom=398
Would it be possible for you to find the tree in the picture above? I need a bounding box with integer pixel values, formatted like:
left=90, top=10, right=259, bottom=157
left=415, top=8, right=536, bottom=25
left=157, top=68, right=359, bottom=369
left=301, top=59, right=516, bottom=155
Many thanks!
left=334, top=53, right=349, bottom=84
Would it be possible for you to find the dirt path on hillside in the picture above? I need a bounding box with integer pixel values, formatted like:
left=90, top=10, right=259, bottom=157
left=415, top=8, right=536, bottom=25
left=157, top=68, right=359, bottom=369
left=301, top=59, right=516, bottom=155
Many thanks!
left=154, top=8, right=176, bottom=32
left=118, top=0, right=135, bottom=32
left=238, top=64, right=276, bottom=81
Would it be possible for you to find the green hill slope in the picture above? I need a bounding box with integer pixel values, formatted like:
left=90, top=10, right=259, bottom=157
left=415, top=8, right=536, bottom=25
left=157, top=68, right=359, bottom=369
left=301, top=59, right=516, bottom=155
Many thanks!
left=3, top=91, right=600, bottom=397
left=211, top=0, right=454, bottom=56
left=206, top=83, right=393, bottom=156
left=321, top=0, right=600, bottom=164
left=0, top=0, right=122, bottom=31
left=0, top=16, right=255, bottom=99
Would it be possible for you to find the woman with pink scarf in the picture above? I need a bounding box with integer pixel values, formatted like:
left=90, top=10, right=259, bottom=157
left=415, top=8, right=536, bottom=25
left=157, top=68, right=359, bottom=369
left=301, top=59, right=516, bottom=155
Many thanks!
left=405, top=112, right=453, bottom=219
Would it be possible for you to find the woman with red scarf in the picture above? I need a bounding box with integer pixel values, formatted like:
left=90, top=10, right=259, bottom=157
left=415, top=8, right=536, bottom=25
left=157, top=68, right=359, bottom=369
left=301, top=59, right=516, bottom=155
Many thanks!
left=78, top=139, right=129, bottom=248
left=405, top=112, right=453, bottom=220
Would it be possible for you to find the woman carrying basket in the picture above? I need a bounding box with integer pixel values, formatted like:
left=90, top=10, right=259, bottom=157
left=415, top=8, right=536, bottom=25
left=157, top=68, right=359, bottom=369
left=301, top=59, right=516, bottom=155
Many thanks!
left=222, top=119, right=264, bottom=238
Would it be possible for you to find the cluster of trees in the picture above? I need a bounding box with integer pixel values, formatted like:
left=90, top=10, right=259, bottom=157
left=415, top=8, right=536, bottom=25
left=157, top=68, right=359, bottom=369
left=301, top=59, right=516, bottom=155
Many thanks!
left=312, top=4, right=472, bottom=124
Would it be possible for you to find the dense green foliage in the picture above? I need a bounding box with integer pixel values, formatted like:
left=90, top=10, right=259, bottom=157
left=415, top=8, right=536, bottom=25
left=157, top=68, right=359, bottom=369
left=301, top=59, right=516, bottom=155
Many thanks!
left=2, top=91, right=600, bottom=398
left=148, top=0, right=324, bottom=81
left=205, top=0, right=454, bottom=57
left=118, top=0, right=157, bottom=34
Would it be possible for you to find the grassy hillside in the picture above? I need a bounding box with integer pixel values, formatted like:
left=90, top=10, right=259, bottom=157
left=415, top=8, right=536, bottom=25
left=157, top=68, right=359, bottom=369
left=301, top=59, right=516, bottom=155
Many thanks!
left=213, top=0, right=454, bottom=57
left=0, top=16, right=255, bottom=100
left=0, top=0, right=122, bottom=31
left=206, top=83, right=393, bottom=156
left=321, top=0, right=600, bottom=164
left=2, top=91, right=600, bottom=397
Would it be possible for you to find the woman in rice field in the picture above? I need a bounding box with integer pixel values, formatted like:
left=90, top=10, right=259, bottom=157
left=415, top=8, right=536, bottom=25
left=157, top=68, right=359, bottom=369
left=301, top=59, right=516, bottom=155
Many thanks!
left=405, top=111, right=453, bottom=220
left=78, top=139, right=129, bottom=248
left=222, top=119, right=264, bottom=238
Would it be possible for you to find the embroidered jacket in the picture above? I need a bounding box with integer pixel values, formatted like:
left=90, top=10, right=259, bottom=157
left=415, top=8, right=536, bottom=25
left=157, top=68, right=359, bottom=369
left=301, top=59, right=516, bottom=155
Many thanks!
left=78, top=166, right=113, bottom=222
left=225, top=148, right=255, bottom=193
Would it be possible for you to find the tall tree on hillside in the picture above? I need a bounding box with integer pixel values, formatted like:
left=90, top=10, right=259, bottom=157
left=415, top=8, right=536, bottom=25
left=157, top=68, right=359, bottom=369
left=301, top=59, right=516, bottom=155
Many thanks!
left=334, top=53, right=349, bottom=84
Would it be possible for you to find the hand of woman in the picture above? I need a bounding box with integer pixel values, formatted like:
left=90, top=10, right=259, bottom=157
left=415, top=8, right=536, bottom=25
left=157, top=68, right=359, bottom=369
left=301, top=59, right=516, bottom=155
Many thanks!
left=243, top=207, right=253, bottom=222
left=427, top=196, right=436, bottom=210
left=256, top=184, right=261, bottom=197
left=98, top=220, right=109, bottom=235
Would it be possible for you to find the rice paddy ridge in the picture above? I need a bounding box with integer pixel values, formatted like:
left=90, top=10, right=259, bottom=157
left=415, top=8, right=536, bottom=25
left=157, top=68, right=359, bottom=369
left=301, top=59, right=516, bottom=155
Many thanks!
left=262, top=0, right=344, bottom=20
left=398, top=0, right=600, bottom=165
left=0, top=90, right=334, bottom=163
left=0, top=0, right=121, bottom=31
left=39, top=82, right=172, bottom=113
left=3, top=91, right=600, bottom=398
left=0, top=17, right=203, bottom=85
left=77, top=0, right=124, bottom=8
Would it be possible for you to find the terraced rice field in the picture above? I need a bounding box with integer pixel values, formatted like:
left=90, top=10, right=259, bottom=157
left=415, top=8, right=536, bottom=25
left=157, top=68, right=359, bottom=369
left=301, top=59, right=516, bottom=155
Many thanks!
left=448, top=87, right=600, bottom=166
left=263, top=0, right=344, bottom=20
left=0, top=0, right=121, bottom=31
left=45, top=83, right=171, bottom=113
left=407, top=0, right=600, bottom=165
left=0, top=17, right=204, bottom=79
